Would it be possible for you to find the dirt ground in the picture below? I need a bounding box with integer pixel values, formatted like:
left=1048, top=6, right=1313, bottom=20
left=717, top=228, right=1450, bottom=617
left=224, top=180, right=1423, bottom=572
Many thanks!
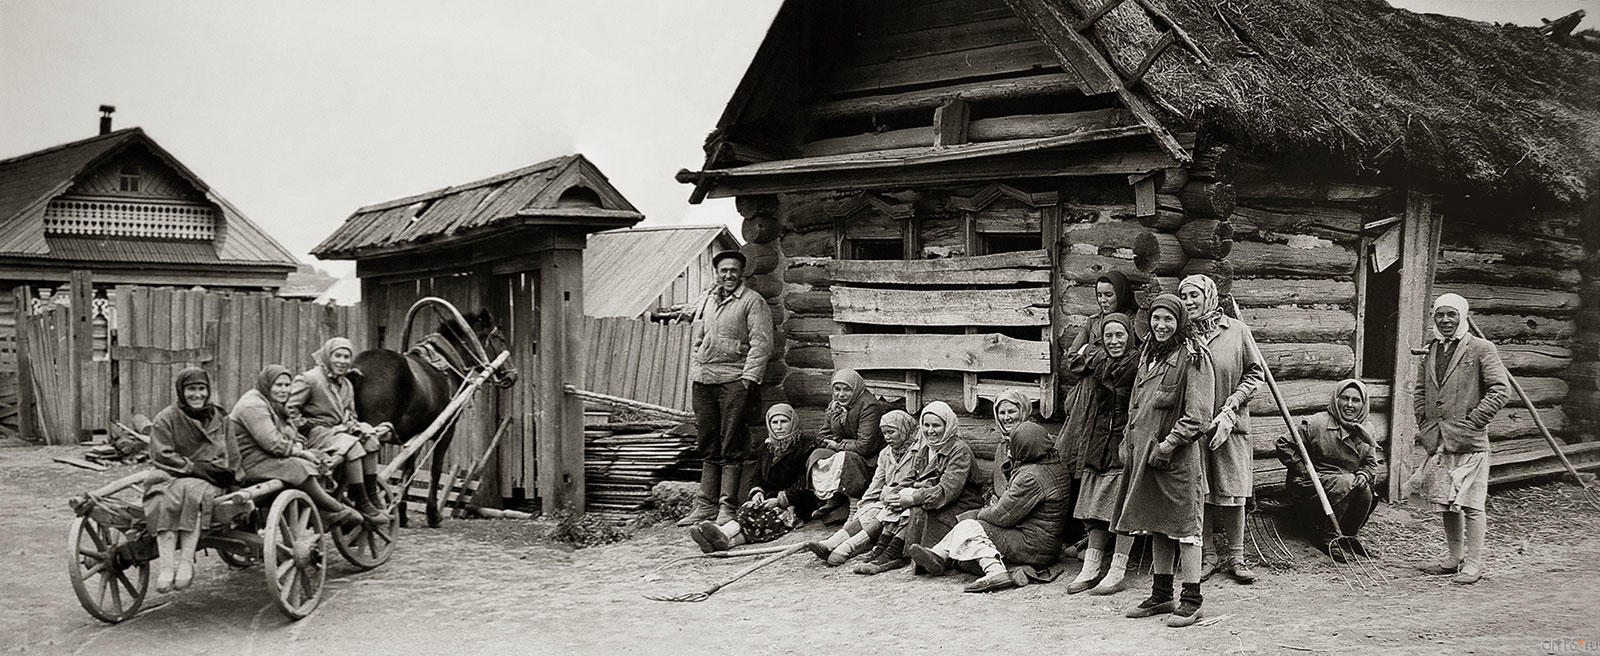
left=4, top=444, right=1597, bottom=656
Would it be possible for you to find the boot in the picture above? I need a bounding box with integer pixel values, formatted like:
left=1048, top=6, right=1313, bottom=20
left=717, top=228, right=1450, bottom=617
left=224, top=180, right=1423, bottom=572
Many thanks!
left=715, top=464, right=742, bottom=525
left=363, top=474, right=385, bottom=507
left=1126, top=573, right=1177, bottom=618
left=1166, top=582, right=1204, bottom=628
left=1225, top=559, right=1257, bottom=584
left=853, top=538, right=908, bottom=575
left=346, top=482, right=392, bottom=525
left=859, top=530, right=893, bottom=564
left=905, top=544, right=949, bottom=576
left=1067, top=548, right=1104, bottom=594
left=690, top=521, right=731, bottom=553
left=677, top=465, right=720, bottom=527
left=1089, top=552, right=1130, bottom=595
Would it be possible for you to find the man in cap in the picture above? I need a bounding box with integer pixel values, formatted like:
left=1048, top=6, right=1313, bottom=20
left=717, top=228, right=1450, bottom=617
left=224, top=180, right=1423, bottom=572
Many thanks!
left=1406, top=293, right=1509, bottom=584
left=678, top=249, right=773, bottom=526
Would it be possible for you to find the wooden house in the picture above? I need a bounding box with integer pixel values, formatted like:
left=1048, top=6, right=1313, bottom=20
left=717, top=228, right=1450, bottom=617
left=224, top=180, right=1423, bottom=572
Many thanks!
left=312, top=153, right=643, bottom=512
left=675, top=0, right=1600, bottom=495
left=583, top=224, right=740, bottom=319
left=0, top=115, right=299, bottom=436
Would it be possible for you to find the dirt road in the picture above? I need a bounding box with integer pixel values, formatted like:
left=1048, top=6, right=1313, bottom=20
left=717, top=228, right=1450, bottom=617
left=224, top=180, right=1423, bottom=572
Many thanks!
left=4, top=445, right=1595, bottom=655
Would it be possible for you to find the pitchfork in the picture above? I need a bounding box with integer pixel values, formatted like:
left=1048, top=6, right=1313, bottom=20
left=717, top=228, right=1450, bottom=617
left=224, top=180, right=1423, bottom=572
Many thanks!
left=643, top=542, right=809, bottom=602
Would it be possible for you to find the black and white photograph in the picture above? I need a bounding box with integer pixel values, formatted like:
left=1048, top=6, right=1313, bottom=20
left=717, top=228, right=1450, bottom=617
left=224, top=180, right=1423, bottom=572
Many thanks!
left=2, top=0, right=1597, bottom=653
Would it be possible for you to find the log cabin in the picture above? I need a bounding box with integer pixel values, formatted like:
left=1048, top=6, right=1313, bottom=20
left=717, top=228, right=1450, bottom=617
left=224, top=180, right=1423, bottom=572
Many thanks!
left=675, top=0, right=1600, bottom=496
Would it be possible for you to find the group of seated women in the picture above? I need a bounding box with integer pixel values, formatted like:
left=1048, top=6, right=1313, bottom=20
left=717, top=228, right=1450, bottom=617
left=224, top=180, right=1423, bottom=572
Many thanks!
left=140, top=337, right=392, bottom=593
left=684, top=272, right=1383, bottom=628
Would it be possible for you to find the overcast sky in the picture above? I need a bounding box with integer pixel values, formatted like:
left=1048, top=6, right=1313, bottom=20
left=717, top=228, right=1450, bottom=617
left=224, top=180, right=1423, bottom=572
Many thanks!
left=2, top=1, right=1592, bottom=277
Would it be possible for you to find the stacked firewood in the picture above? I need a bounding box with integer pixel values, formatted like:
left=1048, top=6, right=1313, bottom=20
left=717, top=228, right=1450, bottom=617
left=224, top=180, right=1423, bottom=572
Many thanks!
left=584, top=419, right=699, bottom=523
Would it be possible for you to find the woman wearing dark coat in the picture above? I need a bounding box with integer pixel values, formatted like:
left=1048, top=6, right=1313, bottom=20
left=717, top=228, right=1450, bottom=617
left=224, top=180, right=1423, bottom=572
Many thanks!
left=806, top=369, right=886, bottom=520
left=143, top=367, right=238, bottom=593
left=1278, top=379, right=1383, bottom=562
left=907, top=422, right=1072, bottom=593
left=1067, top=312, right=1141, bottom=595
left=1114, top=294, right=1216, bottom=627
left=232, top=364, right=362, bottom=527
left=853, top=401, right=984, bottom=576
left=1060, top=272, right=1143, bottom=478
left=691, top=404, right=820, bottom=552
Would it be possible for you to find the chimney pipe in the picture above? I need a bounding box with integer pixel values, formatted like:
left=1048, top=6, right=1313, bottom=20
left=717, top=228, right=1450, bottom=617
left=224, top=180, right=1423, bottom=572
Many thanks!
left=98, top=105, right=115, bottom=135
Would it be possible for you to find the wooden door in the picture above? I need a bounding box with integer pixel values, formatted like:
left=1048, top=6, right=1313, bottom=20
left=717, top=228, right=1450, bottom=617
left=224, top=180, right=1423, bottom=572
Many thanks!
left=1386, top=192, right=1443, bottom=499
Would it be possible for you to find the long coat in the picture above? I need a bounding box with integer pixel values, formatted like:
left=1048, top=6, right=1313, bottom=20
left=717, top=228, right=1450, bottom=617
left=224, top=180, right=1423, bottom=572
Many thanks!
left=897, top=437, right=986, bottom=545
left=1412, top=333, right=1510, bottom=454
left=1276, top=411, right=1382, bottom=506
left=976, top=425, right=1072, bottom=567
left=287, top=366, right=358, bottom=442
left=1200, top=316, right=1265, bottom=499
left=1114, top=346, right=1215, bottom=538
left=232, top=388, right=317, bottom=485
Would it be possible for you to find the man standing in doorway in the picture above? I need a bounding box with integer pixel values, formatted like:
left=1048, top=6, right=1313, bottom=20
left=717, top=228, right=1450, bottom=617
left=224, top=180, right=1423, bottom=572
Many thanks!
left=678, top=250, right=773, bottom=527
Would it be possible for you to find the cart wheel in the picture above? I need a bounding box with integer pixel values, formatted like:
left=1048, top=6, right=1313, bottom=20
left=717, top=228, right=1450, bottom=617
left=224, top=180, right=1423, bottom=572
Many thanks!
left=217, top=548, right=259, bottom=569
left=67, top=515, right=150, bottom=623
left=261, top=490, right=326, bottom=620
left=332, top=482, right=399, bottom=570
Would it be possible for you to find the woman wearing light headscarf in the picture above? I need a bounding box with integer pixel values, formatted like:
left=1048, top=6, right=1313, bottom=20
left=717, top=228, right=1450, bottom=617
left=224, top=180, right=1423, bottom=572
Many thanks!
left=1067, top=312, right=1142, bottom=595
left=854, top=401, right=984, bottom=575
left=805, top=409, right=920, bottom=565
left=288, top=337, right=389, bottom=524
left=907, top=422, right=1072, bottom=593
left=1403, top=292, right=1509, bottom=585
left=804, top=369, right=886, bottom=522
left=1115, top=294, right=1216, bottom=627
left=232, top=364, right=363, bottom=527
left=690, top=403, right=819, bottom=552
left=1177, top=273, right=1265, bottom=585
left=143, top=368, right=237, bottom=592
left=989, top=389, right=1039, bottom=502
left=1276, top=379, right=1383, bottom=561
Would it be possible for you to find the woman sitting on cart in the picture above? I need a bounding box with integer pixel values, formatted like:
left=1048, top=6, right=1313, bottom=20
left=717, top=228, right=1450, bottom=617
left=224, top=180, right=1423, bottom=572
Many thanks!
left=144, top=367, right=238, bottom=593
left=288, top=337, right=389, bottom=524
left=232, top=364, right=364, bottom=527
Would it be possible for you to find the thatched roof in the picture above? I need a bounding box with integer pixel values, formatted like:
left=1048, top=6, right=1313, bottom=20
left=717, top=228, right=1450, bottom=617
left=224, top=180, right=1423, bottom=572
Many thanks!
left=1055, top=0, right=1600, bottom=205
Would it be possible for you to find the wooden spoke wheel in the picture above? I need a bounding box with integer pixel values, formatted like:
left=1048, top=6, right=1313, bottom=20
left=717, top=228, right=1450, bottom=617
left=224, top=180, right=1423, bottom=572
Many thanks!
left=67, top=515, right=150, bottom=624
left=332, top=482, right=399, bottom=570
left=261, top=490, right=327, bottom=620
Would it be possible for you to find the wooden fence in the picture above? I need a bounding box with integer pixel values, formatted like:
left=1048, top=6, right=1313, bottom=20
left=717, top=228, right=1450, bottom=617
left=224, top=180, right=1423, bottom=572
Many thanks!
left=580, top=316, right=693, bottom=411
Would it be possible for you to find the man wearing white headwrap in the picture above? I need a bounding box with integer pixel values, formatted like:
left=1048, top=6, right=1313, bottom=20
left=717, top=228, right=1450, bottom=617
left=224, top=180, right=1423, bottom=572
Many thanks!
left=1403, top=293, right=1510, bottom=585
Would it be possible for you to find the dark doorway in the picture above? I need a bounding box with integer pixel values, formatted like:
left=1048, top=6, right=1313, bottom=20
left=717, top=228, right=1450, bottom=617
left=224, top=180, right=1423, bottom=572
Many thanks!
left=1362, top=265, right=1402, bottom=379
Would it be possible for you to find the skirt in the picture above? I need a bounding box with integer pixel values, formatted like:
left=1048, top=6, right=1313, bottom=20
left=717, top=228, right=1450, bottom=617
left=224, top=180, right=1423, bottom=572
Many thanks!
left=929, top=518, right=1002, bottom=562
left=1404, top=450, right=1489, bottom=512
left=306, top=427, right=369, bottom=461
left=735, top=502, right=798, bottom=544
left=241, top=455, right=317, bottom=486
left=1074, top=469, right=1126, bottom=526
left=141, top=474, right=222, bottom=532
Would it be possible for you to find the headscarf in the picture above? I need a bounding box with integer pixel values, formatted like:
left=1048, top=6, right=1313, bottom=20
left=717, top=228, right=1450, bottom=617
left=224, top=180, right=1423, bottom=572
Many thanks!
left=764, top=403, right=800, bottom=458
left=1327, top=378, right=1375, bottom=446
left=254, top=364, right=292, bottom=422
left=992, top=389, right=1033, bottom=437
left=1179, top=274, right=1223, bottom=336
left=1431, top=293, right=1470, bottom=341
left=1096, top=271, right=1139, bottom=317
left=918, top=401, right=959, bottom=448
left=314, top=337, right=357, bottom=377
left=1008, top=422, right=1054, bottom=465
left=1142, top=293, right=1191, bottom=367
left=826, top=369, right=867, bottom=420
left=1095, top=312, right=1142, bottom=381
left=878, top=409, right=917, bottom=455
left=174, top=367, right=217, bottom=421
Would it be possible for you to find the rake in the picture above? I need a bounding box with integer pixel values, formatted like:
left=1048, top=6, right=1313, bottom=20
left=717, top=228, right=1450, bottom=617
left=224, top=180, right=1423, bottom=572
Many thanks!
left=643, top=542, right=809, bottom=602
left=1244, top=511, right=1295, bottom=567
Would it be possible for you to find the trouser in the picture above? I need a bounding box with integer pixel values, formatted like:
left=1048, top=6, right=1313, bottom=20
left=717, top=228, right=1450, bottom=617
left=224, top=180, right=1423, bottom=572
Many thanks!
left=1296, top=482, right=1377, bottom=543
left=692, top=381, right=757, bottom=465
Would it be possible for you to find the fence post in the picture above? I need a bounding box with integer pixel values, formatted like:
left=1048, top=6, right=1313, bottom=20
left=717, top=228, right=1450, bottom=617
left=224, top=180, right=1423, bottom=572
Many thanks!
left=11, top=285, right=39, bottom=441
left=69, top=271, right=94, bottom=442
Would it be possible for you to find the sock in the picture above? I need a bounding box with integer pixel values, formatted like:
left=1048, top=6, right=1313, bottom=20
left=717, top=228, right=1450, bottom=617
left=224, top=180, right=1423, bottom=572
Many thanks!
left=1178, top=542, right=1204, bottom=585
left=878, top=537, right=905, bottom=563
left=1098, top=552, right=1129, bottom=587
left=363, top=473, right=381, bottom=501
left=1148, top=573, right=1175, bottom=602
left=1178, top=581, right=1203, bottom=610
left=1074, top=548, right=1105, bottom=584
left=1151, top=535, right=1176, bottom=576
left=718, top=521, right=742, bottom=540
left=1462, top=507, right=1486, bottom=570
left=1221, top=505, right=1246, bottom=565
left=833, top=531, right=873, bottom=558
left=978, top=556, right=1007, bottom=577
left=821, top=528, right=850, bottom=550
left=1201, top=505, right=1218, bottom=566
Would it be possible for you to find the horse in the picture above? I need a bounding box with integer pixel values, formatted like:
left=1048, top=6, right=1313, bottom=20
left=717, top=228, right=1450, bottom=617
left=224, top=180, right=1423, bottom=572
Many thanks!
left=351, top=308, right=517, bottom=527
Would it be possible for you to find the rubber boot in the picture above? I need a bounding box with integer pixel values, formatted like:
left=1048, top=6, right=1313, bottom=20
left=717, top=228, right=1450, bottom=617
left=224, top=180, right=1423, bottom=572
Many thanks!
left=715, top=464, right=742, bottom=525
left=1166, top=582, right=1204, bottom=627
left=1126, top=573, right=1177, bottom=618
left=677, top=465, right=720, bottom=526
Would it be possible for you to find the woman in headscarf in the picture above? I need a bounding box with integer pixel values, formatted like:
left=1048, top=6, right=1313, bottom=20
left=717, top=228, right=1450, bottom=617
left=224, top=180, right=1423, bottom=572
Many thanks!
left=989, top=389, right=1039, bottom=502
left=1060, top=272, right=1143, bottom=480
left=1067, top=312, right=1142, bottom=595
left=232, top=364, right=362, bottom=527
left=1178, top=273, right=1264, bottom=585
left=854, top=401, right=985, bottom=575
left=804, top=369, right=886, bottom=522
left=288, top=337, right=388, bottom=524
left=1115, top=294, right=1216, bottom=627
left=805, top=409, right=919, bottom=565
left=1403, top=292, right=1510, bottom=585
left=1276, top=379, right=1383, bottom=562
left=907, top=422, right=1072, bottom=593
left=143, top=367, right=237, bottom=593
left=690, top=404, right=819, bottom=552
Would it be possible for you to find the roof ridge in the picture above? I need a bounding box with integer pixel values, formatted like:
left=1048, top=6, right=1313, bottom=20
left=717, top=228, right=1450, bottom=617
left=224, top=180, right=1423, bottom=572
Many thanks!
left=0, top=127, right=143, bottom=168
left=354, top=154, right=577, bottom=214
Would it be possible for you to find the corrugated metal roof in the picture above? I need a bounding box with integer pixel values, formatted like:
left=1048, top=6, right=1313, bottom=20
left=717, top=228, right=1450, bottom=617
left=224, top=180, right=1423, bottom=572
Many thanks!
left=583, top=225, right=739, bottom=318
left=312, top=154, right=644, bottom=259
left=0, top=128, right=300, bottom=267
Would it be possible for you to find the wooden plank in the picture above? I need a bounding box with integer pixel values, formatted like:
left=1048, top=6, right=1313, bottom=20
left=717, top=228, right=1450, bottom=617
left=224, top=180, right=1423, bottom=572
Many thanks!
left=1231, top=277, right=1356, bottom=308
left=242, top=295, right=263, bottom=383
left=828, top=249, right=1049, bottom=285
left=1389, top=192, right=1442, bottom=500
left=831, top=286, right=1049, bottom=326
left=150, top=287, right=173, bottom=411
left=828, top=333, right=1050, bottom=374
left=799, top=73, right=1081, bottom=122
left=68, top=271, right=92, bottom=441
left=968, top=108, right=1135, bottom=142
left=13, top=286, right=38, bottom=440
left=821, top=40, right=1062, bottom=97
left=218, top=294, right=240, bottom=424
left=109, top=346, right=215, bottom=364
